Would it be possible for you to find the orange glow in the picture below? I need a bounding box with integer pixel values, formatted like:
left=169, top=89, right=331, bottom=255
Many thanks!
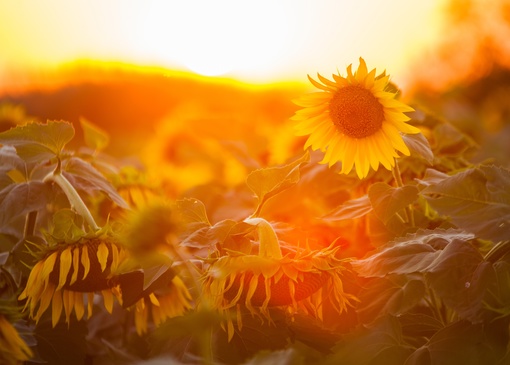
left=0, top=0, right=445, bottom=90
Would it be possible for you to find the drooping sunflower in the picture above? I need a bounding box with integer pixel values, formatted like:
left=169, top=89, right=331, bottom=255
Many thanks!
left=130, top=275, right=193, bottom=335
left=18, top=235, right=126, bottom=327
left=202, top=218, right=355, bottom=341
left=0, top=310, right=33, bottom=365
left=292, top=57, right=420, bottom=179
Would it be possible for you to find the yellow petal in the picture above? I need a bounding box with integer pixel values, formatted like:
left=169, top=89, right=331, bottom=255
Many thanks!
left=97, top=242, right=109, bottom=272
left=308, top=74, right=335, bottom=92
left=340, top=137, right=356, bottom=175
left=74, top=292, right=85, bottom=321
left=70, top=247, right=80, bottom=285
left=356, top=57, right=368, bottom=81
left=41, top=252, right=58, bottom=290
left=81, top=245, right=90, bottom=279
left=149, top=292, right=160, bottom=307
left=51, top=290, right=63, bottom=327
left=87, top=293, right=94, bottom=318
left=102, top=290, right=114, bottom=313
left=57, top=247, right=72, bottom=290
left=35, top=283, right=55, bottom=322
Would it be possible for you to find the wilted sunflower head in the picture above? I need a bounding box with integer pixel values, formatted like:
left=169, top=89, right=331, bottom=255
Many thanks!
left=292, top=57, right=421, bottom=179
left=202, top=218, right=355, bottom=341
left=0, top=300, right=33, bottom=365
left=18, top=233, right=126, bottom=327
left=0, top=314, right=33, bottom=365
left=131, top=275, right=193, bottom=335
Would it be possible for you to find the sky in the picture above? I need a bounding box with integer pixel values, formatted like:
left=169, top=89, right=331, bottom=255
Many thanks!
left=0, top=0, right=446, bottom=88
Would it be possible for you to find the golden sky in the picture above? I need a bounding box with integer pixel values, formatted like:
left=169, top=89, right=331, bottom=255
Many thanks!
left=0, top=0, right=446, bottom=87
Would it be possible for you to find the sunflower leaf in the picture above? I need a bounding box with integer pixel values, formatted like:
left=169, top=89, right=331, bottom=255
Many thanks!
left=351, top=228, right=475, bottom=277
left=0, top=181, right=54, bottom=229
left=357, top=275, right=426, bottom=324
left=421, top=165, right=510, bottom=242
left=368, top=182, right=419, bottom=224
left=403, top=132, right=434, bottom=165
left=404, top=321, right=504, bottom=365
left=174, top=198, right=211, bottom=234
left=79, top=117, right=109, bottom=151
left=62, top=157, right=128, bottom=209
left=325, top=315, right=412, bottom=365
left=0, top=121, right=75, bottom=163
left=247, top=151, right=309, bottom=216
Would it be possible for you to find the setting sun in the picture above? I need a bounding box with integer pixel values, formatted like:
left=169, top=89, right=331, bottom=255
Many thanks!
left=0, top=0, right=445, bottom=86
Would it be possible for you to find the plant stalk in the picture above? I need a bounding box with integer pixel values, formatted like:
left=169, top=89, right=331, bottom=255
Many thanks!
left=43, top=169, right=100, bottom=231
left=244, top=217, right=282, bottom=259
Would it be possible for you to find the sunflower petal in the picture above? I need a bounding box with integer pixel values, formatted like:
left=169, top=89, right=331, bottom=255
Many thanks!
left=81, top=245, right=90, bottom=279
left=58, top=247, right=72, bottom=290
left=70, top=247, right=80, bottom=285
left=102, top=290, right=114, bottom=313
left=307, top=74, right=334, bottom=92
left=356, top=57, right=368, bottom=81
left=51, top=290, right=63, bottom=327
left=97, top=242, right=109, bottom=272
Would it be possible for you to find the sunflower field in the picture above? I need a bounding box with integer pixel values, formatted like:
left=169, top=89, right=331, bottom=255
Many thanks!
left=0, top=52, right=510, bottom=365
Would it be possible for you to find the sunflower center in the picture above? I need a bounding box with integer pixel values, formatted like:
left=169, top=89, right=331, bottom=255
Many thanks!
left=329, top=85, right=384, bottom=138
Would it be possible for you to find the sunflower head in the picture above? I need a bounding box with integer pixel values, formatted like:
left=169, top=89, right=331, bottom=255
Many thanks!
left=292, top=57, right=420, bottom=179
left=18, top=233, right=126, bottom=327
left=202, top=218, right=354, bottom=341
left=131, top=275, right=193, bottom=335
left=0, top=314, right=33, bottom=365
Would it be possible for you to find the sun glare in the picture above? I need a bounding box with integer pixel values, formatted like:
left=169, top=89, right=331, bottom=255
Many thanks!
left=130, top=0, right=292, bottom=78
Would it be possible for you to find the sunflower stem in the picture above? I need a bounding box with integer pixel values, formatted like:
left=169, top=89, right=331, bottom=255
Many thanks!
left=392, top=160, right=413, bottom=225
left=43, top=167, right=100, bottom=232
left=244, top=217, right=283, bottom=259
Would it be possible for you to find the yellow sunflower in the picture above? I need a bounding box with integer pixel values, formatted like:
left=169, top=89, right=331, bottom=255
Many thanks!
left=202, top=218, right=355, bottom=341
left=18, top=236, right=126, bottom=327
left=0, top=314, right=33, bottom=365
left=131, top=275, right=193, bottom=335
left=292, top=57, right=420, bottom=179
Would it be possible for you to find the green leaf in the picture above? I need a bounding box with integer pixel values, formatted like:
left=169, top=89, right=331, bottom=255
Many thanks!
left=49, top=209, right=86, bottom=242
left=357, top=275, right=426, bottom=324
left=422, top=166, right=510, bottom=242
left=0, top=120, right=75, bottom=163
left=405, top=321, right=503, bottom=365
left=325, top=315, right=413, bottom=365
left=79, top=117, right=109, bottom=151
left=425, top=240, right=489, bottom=321
left=322, top=195, right=373, bottom=221
left=246, top=151, right=309, bottom=216
left=403, top=133, right=434, bottom=165
left=368, top=183, right=419, bottom=224
left=174, top=198, right=211, bottom=234
left=352, top=229, right=475, bottom=277
left=63, top=157, right=128, bottom=208
left=0, top=181, right=54, bottom=228
left=208, top=219, right=256, bottom=254
left=0, top=145, right=26, bottom=184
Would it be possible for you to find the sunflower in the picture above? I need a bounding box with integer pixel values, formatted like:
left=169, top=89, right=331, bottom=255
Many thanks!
left=202, top=218, right=354, bottom=341
left=131, top=275, right=193, bottom=335
left=0, top=314, right=33, bottom=364
left=18, top=236, right=126, bottom=327
left=292, top=57, right=420, bottom=179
